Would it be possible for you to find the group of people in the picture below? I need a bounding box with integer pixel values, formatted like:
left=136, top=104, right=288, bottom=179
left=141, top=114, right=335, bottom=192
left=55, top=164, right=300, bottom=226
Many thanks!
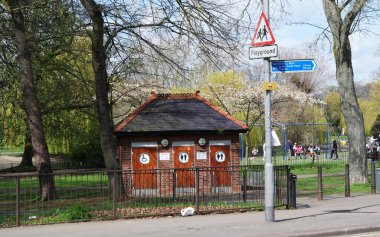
left=286, top=142, right=320, bottom=160
left=289, top=140, right=340, bottom=160
left=250, top=135, right=380, bottom=161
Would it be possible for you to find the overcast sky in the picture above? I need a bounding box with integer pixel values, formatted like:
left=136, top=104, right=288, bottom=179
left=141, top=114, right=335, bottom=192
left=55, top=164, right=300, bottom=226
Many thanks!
left=254, top=1, right=380, bottom=84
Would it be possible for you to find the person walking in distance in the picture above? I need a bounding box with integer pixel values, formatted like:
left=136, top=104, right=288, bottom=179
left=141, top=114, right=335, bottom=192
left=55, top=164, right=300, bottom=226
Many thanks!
left=331, top=139, right=338, bottom=159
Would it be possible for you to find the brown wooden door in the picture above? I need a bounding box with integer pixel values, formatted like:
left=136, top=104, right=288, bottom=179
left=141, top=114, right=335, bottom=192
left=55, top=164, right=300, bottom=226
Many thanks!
left=173, top=145, right=195, bottom=188
left=210, top=145, right=231, bottom=187
left=132, top=147, right=157, bottom=189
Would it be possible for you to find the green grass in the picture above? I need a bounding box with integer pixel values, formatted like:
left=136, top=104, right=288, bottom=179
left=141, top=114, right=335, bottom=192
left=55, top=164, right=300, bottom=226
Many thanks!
left=243, top=151, right=349, bottom=166
left=21, top=204, right=93, bottom=225
left=291, top=163, right=345, bottom=175
left=0, top=173, right=109, bottom=201
left=0, top=146, right=23, bottom=154
left=46, top=204, right=92, bottom=222
left=0, top=173, right=107, bottom=187
left=296, top=175, right=372, bottom=196
left=291, top=161, right=379, bottom=175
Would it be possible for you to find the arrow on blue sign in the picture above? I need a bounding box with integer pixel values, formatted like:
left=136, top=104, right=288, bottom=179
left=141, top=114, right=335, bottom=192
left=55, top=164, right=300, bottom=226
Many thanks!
left=271, top=59, right=317, bottom=73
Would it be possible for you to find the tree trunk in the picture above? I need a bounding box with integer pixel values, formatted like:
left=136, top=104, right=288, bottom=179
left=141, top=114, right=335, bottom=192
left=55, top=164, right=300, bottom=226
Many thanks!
left=6, top=0, right=56, bottom=200
left=80, top=0, right=123, bottom=198
left=20, top=131, right=34, bottom=167
left=245, top=133, right=251, bottom=165
left=335, top=37, right=367, bottom=183
left=322, top=0, right=368, bottom=183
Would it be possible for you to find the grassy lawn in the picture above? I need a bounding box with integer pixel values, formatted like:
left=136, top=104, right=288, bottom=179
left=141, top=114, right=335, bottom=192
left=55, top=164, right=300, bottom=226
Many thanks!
left=0, top=146, right=23, bottom=154
left=0, top=173, right=109, bottom=202
left=291, top=161, right=377, bottom=196
left=291, top=161, right=379, bottom=175
left=296, top=175, right=372, bottom=196
left=291, top=163, right=345, bottom=175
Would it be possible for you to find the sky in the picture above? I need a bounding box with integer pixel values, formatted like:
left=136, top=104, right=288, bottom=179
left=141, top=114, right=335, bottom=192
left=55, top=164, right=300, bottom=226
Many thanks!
left=255, top=1, right=380, bottom=84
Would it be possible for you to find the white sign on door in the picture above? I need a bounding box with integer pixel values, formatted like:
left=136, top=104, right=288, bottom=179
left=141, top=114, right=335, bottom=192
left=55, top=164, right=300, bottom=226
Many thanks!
left=159, top=152, right=170, bottom=161
left=196, top=152, right=207, bottom=160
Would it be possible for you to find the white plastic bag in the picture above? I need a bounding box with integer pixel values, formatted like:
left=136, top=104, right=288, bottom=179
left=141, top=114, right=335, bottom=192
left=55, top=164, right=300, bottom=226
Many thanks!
left=181, top=207, right=195, bottom=216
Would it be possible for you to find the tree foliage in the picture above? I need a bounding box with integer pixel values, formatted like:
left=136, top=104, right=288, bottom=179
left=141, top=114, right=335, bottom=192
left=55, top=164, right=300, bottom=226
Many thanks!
left=0, top=1, right=99, bottom=165
left=324, top=91, right=341, bottom=129
left=359, top=78, right=380, bottom=135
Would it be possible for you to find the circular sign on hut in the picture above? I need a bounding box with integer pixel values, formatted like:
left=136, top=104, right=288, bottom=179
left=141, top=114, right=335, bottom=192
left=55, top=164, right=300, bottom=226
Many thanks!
left=178, top=152, right=189, bottom=163
left=139, top=153, right=150, bottom=164
left=215, top=151, right=226, bottom=163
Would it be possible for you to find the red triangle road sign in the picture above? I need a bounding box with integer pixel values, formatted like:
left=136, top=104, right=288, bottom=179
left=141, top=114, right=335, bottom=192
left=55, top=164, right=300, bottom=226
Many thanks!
left=251, top=12, right=275, bottom=47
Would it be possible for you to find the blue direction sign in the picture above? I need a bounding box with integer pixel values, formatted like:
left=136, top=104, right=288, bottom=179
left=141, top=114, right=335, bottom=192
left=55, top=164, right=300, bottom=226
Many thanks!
left=271, top=59, right=317, bottom=73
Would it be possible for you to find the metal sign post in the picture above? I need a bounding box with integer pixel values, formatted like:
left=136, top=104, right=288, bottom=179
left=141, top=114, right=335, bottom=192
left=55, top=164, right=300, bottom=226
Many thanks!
left=263, top=0, right=275, bottom=223
left=249, top=0, right=275, bottom=222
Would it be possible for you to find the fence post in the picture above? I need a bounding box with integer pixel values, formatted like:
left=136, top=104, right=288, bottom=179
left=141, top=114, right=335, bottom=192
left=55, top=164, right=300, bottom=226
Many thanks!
left=317, top=166, right=323, bottom=200
left=275, top=167, right=279, bottom=205
left=172, top=170, right=176, bottom=200
left=286, top=166, right=290, bottom=209
left=112, top=171, right=116, bottom=220
left=195, top=167, right=200, bottom=214
left=371, top=162, right=376, bottom=194
left=16, top=176, right=20, bottom=226
left=288, top=172, right=297, bottom=209
left=243, top=169, right=247, bottom=202
left=345, top=164, right=350, bottom=197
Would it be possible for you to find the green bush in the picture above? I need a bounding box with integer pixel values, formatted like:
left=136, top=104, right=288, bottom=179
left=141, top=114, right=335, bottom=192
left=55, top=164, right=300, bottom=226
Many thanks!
left=55, top=204, right=92, bottom=222
left=69, top=127, right=105, bottom=168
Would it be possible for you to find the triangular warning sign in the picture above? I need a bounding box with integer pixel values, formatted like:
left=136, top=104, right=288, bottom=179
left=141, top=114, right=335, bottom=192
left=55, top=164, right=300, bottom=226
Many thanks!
left=251, top=12, right=275, bottom=47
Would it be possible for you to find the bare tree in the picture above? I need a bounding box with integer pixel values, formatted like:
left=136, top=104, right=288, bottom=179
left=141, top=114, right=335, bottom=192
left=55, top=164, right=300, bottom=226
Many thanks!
left=76, top=0, right=257, bottom=197
left=80, top=0, right=117, bottom=169
left=322, top=0, right=378, bottom=183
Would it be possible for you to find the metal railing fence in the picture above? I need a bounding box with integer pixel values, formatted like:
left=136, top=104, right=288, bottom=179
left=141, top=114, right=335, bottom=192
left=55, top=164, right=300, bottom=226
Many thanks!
left=294, top=161, right=380, bottom=198
left=246, top=151, right=349, bottom=166
left=0, top=165, right=289, bottom=227
left=0, top=159, right=93, bottom=171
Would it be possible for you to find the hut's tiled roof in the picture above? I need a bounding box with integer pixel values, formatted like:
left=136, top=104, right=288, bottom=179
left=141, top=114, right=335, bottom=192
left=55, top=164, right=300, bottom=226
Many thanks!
left=114, top=92, right=248, bottom=133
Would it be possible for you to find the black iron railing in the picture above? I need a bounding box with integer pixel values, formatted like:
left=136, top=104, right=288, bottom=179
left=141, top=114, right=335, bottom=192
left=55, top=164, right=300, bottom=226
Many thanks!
left=0, top=165, right=289, bottom=227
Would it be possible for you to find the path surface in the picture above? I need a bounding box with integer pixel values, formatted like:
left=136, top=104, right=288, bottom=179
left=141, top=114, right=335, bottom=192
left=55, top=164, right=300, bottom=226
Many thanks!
left=1, top=194, right=380, bottom=237
left=0, top=155, right=22, bottom=170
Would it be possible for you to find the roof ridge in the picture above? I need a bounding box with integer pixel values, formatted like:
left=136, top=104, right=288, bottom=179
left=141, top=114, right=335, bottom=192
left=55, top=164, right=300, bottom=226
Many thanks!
left=156, top=91, right=200, bottom=99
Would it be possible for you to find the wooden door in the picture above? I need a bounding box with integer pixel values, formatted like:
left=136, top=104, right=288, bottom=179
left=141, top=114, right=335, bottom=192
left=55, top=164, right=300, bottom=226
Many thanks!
left=173, top=145, right=195, bottom=188
left=210, top=145, right=231, bottom=187
left=132, top=147, right=157, bottom=189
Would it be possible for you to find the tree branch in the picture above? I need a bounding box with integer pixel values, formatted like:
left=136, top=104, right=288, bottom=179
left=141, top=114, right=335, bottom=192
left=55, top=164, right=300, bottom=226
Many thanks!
left=342, top=0, right=367, bottom=34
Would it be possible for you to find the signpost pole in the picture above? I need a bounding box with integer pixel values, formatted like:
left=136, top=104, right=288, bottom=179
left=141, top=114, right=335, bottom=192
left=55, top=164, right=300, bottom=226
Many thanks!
left=263, top=0, right=275, bottom=222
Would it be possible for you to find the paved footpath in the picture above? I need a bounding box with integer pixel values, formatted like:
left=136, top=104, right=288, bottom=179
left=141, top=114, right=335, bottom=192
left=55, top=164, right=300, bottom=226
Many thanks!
left=1, top=194, right=380, bottom=237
